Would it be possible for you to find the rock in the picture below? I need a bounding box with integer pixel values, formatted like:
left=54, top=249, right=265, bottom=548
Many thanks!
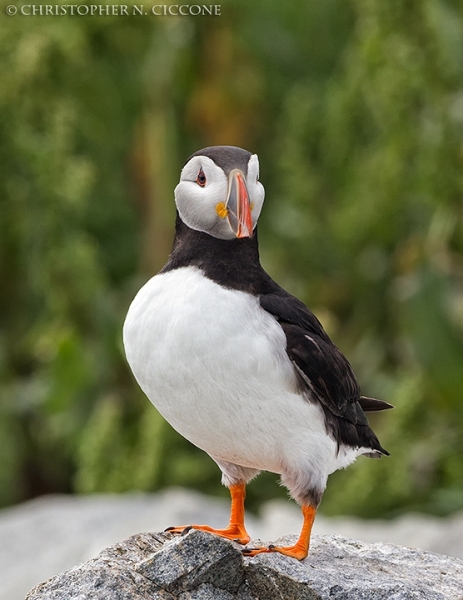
left=25, top=529, right=463, bottom=600
left=263, top=499, right=463, bottom=560
left=3, top=491, right=463, bottom=600
left=25, top=530, right=248, bottom=600
left=246, top=535, right=463, bottom=599
left=0, top=490, right=259, bottom=600
left=135, top=530, right=243, bottom=593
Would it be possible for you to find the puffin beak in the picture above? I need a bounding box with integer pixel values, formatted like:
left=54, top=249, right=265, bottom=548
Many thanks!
left=226, top=169, right=253, bottom=238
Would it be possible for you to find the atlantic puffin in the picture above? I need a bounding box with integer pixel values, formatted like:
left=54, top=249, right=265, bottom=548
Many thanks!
left=123, top=145, right=392, bottom=560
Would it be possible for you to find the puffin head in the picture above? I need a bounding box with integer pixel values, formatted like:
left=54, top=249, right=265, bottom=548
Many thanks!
left=174, top=145, right=265, bottom=240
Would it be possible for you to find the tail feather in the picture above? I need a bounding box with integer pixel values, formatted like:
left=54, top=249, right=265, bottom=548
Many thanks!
left=359, top=396, right=394, bottom=412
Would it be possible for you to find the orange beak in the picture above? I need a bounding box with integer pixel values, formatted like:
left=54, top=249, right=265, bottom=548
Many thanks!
left=226, top=169, right=253, bottom=238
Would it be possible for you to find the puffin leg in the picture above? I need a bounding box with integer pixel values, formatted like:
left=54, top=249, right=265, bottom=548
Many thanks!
left=242, top=504, right=316, bottom=560
left=165, top=482, right=251, bottom=544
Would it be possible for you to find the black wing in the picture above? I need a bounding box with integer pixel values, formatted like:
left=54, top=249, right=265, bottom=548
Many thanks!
left=260, top=289, right=391, bottom=455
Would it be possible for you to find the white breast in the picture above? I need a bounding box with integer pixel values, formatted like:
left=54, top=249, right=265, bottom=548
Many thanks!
left=123, top=267, right=359, bottom=488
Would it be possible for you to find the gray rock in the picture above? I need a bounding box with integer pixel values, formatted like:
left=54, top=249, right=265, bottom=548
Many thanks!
left=25, top=530, right=249, bottom=600
left=26, top=532, right=178, bottom=600
left=0, top=490, right=259, bottom=600
left=136, top=529, right=243, bottom=593
left=263, top=500, right=463, bottom=560
left=3, top=491, right=463, bottom=600
left=245, top=535, right=463, bottom=599
left=25, top=529, right=463, bottom=600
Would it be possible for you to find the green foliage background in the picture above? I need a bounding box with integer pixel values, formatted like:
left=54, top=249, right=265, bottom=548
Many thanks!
left=1, top=0, right=463, bottom=517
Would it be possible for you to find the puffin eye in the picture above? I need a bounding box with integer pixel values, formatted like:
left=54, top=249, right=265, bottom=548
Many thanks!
left=196, top=168, right=207, bottom=187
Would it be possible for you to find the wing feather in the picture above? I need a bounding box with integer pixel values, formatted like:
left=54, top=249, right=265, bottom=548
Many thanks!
left=260, top=289, right=391, bottom=454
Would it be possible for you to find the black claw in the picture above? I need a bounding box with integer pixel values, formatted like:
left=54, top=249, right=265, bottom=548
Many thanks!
left=164, top=526, right=191, bottom=535
left=269, top=544, right=275, bottom=549
left=181, top=526, right=193, bottom=536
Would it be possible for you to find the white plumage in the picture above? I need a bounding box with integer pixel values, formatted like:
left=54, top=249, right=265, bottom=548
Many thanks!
left=123, top=266, right=364, bottom=502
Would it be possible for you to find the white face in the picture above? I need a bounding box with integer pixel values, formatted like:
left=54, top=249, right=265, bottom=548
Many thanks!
left=174, top=153, right=265, bottom=240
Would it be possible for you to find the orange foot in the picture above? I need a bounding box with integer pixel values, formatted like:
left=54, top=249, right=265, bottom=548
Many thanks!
left=165, top=483, right=251, bottom=545
left=242, top=542, right=308, bottom=560
left=242, top=504, right=316, bottom=561
left=165, top=523, right=251, bottom=545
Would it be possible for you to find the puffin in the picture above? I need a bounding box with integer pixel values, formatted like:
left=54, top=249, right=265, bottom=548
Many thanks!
left=123, top=145, right=392, bottom=560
